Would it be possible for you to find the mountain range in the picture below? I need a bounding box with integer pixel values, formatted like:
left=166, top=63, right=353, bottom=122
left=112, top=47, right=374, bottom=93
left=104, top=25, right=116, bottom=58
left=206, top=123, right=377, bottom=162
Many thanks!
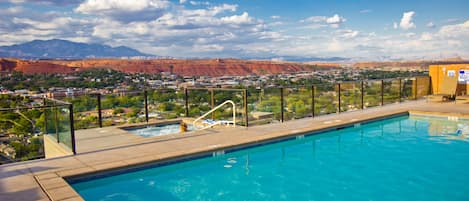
left=0, top=39, right=352, bottom=62
left=0, top=39, right=152, bottom=59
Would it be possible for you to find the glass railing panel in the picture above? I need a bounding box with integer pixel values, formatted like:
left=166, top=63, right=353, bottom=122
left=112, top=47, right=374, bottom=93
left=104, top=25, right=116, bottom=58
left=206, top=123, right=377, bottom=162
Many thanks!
left=401, top=78, right=415, bottom=101
left=56, top=105, right=72, bottom=151
left=0, top=107, right=45, bottom=162
left=314, top=83, right=338, bottom=115
left=44, top=101, right=58, bottom=139
left=213, top=90, right=246, bottom=126
left=416, top=76, right=431, bottom=99
left=101, top=92, right=145, bottom=126
left=284, top=87, right=312, bottom=120
left=186, top=89, right=211, bottom=118
left=147, top=89, right=185, bottom=120
left=62, top=94, right=99, bottom=129
left=383, top=79, right=401, bottom=105
left=248, top=88, right=282, bottom=125
left=363, top=80, right=382, bottom=108
left=339, top=82, right=362, bottom=112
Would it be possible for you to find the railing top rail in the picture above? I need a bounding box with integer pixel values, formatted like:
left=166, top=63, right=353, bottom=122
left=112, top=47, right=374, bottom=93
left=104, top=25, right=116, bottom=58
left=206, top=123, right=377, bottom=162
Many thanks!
left=44, top=97, right=71, bottom=106
left=186, top=87, right=245, bottom=92
left=0, top=104, right=69, bottom=111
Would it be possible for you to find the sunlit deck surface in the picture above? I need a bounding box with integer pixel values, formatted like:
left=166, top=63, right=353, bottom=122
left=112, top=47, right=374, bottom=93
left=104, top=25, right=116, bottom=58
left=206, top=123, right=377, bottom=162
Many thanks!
left=1, top=100, right=469, bottom=201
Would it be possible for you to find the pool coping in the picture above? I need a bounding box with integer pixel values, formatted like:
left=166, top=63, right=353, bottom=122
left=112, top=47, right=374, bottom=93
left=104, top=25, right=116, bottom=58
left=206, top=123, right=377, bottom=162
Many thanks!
left=8, top=101, right=469, bottom=201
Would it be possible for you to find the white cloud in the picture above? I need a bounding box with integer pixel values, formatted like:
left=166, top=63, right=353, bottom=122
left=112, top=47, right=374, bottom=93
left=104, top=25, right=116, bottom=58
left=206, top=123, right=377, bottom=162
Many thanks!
left=302, top=16, right=326, bottom=23
left=189, top=1, right=210, bottom=6
left=302, top=14, right=346, bottom=28
left=337, top=29, right=359, bottom=38
left=399, top=11, right=416, bottom=30
left=420, top=32, right=433, bottom=41
left=271, top=15, right=281, bottom=19
left=269, top=21, right=283, bottom=26
left=437, top=20, right=469, bottom=39
left=220, top=12, right=253, bottom=25
left=75, top=0, right=170, bottom=22
left=326, top=14, right=346, bottom=24
left=426, top=22, right=436, bottom=28
left=9, top=0, right=82, bottom=5
left=393, top=22, right=398, bottom=29
left=179, top=0, right=186, bottom=4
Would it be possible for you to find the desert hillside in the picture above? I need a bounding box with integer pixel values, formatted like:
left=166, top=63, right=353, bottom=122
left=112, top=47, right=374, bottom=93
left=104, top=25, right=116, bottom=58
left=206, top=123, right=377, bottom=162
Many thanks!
left=0, top=58, right=340, bottom=76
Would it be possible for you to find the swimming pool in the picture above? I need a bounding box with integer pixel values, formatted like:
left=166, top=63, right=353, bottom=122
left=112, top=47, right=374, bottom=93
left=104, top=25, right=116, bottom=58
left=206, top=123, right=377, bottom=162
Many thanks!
left=70, top=115, right=469, bottom=201
left=125, top=123, right=194, bottom=138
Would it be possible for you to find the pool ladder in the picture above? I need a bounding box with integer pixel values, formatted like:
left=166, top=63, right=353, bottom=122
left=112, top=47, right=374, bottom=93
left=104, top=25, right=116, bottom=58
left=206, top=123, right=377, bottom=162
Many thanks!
left=193, top=100, right=236, bottom=130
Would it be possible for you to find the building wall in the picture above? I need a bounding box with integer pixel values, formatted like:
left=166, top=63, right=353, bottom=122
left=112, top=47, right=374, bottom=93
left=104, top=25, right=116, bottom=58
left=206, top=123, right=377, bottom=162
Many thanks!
left=429, top=64, right=469, bottom=95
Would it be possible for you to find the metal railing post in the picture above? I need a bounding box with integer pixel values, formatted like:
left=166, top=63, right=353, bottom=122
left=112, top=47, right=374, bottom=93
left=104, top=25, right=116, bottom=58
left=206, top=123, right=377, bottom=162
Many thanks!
left=311, top=85, right=315, bottom=118
left=244, top=89, right=248, bottom=127
left=69, top=104, right=76, bottom=155
left=280, top=87, right=284, bottom=122
left=54, top=101, right=59, bottom=143
left=144, top=90, right=149, bottom=123
left=428, top=77, right=433, bottom=96
left=97, top=93, right=103, bottom=128
left=184, top=88, right=189, bottom=117
left=211, top=89, right=214, bottom=120
left=381, top=79, right=384, bottom=106
left=337, top=83, right=341, bottom=113
left=361, top=81, right=364, bottom=110
left=399, top=78, right=402, bottom=102
left=43, top=98, right=48, bottom=133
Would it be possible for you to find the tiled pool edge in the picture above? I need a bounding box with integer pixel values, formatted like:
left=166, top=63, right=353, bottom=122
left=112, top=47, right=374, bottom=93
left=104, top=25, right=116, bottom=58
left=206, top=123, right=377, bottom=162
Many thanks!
left=32, top=106, right=469, bottom=201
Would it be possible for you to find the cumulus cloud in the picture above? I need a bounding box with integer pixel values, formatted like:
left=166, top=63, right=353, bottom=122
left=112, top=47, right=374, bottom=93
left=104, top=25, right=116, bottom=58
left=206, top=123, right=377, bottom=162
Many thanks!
left=337, top=29, right=359, bottom=39
left=179, top=0, right=186, bottom=4
left=271, top=15, right=281, bottom=19
left=220, top=12, right=253, bottom=25
left=399, top=11, right=416, bottom=30
left=189, top=1, right=210, bottom=6
left=437, top=20, right=469, bottom=39
left=8, top=0, right=82, bottom=5
left=302, top=14, right=346, bottom=28
left=75, top=0, right=170, bottom=22
left=426, top=22, right=436, bottom=28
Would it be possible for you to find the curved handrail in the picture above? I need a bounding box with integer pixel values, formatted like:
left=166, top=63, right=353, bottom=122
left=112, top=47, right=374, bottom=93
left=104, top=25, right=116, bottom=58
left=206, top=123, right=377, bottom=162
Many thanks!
left=193, top=100, right=236, bottom=130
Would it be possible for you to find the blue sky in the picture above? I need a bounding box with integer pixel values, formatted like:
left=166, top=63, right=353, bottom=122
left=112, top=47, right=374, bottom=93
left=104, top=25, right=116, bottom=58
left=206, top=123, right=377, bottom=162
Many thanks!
left=0, top=0, right=468, bottom=60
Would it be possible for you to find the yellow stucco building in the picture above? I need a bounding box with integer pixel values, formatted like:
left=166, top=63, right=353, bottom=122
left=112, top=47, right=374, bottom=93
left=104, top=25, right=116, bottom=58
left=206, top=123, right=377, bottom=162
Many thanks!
left=429, top=64, right=469, bottom=96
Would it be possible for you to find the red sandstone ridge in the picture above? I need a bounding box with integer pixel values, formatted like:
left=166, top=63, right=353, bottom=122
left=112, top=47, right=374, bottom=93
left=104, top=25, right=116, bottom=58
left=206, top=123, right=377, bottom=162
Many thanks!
left=1, top=58, right=340, bottom=76
left=50, top=59, right=339, bottom=76
left=0, top=58, right=75, bottom=74
left=0, top=59, right=17, bottom=72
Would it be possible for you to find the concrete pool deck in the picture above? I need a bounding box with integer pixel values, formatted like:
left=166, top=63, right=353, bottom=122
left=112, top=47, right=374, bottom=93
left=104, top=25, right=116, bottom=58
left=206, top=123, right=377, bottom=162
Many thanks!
left=1, top=100, right=469, bottom=201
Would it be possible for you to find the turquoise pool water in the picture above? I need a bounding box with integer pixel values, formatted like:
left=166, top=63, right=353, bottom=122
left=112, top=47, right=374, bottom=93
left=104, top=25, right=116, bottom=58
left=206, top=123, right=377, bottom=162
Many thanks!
left=71, top=115, right=469, bottom=201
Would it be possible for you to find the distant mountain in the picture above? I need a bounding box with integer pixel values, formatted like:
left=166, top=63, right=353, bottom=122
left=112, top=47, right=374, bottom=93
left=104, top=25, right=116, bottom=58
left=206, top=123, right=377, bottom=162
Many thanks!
left=0, top=39, right=153, bottom=59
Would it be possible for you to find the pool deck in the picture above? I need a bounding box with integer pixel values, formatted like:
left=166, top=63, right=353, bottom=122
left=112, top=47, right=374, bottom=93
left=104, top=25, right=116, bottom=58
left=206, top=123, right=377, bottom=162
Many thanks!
left=1, top=100, right=469, bottom=201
